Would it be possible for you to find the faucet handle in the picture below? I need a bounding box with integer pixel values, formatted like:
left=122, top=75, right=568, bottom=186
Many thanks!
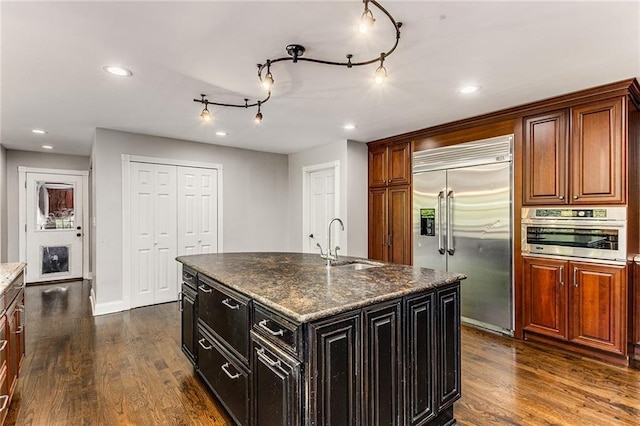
left=334, top=246, right=341, bottom=261
left=316, top=242, right=326, bottom=258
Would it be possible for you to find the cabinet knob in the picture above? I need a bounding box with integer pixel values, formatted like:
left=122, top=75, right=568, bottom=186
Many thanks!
left=558, top=195, right=565, bottom=200
left=573, top=195, right=579, bottom=200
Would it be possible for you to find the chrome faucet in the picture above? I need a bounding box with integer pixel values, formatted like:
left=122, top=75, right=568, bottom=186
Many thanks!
left=318, top=218, right=344, bottom=267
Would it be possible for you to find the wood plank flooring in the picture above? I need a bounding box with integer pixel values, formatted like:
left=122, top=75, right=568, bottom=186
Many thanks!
left=6, top=280, right=640, bottom=425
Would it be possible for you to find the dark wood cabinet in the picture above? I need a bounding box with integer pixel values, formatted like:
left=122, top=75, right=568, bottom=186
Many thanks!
left=523, top=257, right=568, bottom=339
left=570, top=97, right=625, bottom=204
left=569, top=262, right=626, bottom=355
left=369, top=142, right=411, bottom=188
left=250, top=332, right=301, bottom=426
left=404, top=292, right=435, bottom=425
left=363, top=301, right=402, bottom=426
left=180, top=282, right=197, bottom=365
left=523, top=256, right=627, bottom=358
left=310, top=311, right=361, bottom=426
left=523, top=111, right=568, bottom=204
left=368, top=186, right=411, bottom=265
left=523, top=96, right=626, bottom=206
left=368, top=141, right=412, bottom=265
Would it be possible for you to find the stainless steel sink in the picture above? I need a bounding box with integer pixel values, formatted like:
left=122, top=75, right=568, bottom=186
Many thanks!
left=333, top=262, right=380, bottom=270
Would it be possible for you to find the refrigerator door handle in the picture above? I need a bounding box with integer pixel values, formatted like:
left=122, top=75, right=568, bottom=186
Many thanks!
left=438, top=191, right=445, bottom=254
left=446, top=190, right=455, bottom=255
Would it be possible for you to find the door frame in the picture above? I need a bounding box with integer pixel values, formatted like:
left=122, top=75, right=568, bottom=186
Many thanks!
left=302, top=161, right=340, bottom=253
left=18, top=167, right=90, bottom=279
left=121, top=154, right=224, bottom=310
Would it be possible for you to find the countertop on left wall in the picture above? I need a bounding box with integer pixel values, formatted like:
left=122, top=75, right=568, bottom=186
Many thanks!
left=0, top=262, right=27, bottom=290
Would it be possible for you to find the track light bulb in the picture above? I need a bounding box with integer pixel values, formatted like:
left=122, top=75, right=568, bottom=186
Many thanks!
left=374, top=64, right=387, bottom=84
left=200, top=105, right=212, bottom=122
left=254, top=112, right=263, bottom=124
left=262, top=72, right=274, bottom=91
left=359, top=5, right=375, bottom=33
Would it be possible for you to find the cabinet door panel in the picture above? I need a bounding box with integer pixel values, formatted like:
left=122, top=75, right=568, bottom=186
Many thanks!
left=310, top=312, right=360, bottom=426
left=369, top=147, right=388, bottom=187
left=570, top=263, right=626, bottom=354
left=251, top=333, right=301, bottom=426
left=388, top=143, right=411, bottom=186
left=368, top=188, right=388, bottom=262
left=523, top=111, right=568, bottom=204
left=388, top=187, right=411, bottom=265
left=570, top=97, right=625, bottom=204
left=181, top=284, right=197, bottom=365
left=436, top=285, right=461, bottom=411
left=363, top=301, right=402, bottom=426
left=405, top=293, right=435, bottom=425
left=523, top=257, right=568, bottom=339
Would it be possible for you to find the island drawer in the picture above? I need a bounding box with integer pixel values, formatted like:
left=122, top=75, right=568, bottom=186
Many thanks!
left=253, top=304, right=301, bottom=357
left=3, top=271, right=23, bottom=310
left=181, top=266, right=197, bottom=290
left=197, top=326, right=248, bottom=426
left=198, top=275, right=250, bottom=361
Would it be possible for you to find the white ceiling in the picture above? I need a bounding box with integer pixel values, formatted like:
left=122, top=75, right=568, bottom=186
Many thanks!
left=2, top=1, right=639, bottom=156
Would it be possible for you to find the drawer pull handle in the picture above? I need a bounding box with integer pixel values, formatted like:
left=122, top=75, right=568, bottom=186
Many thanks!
left=0, top=395, right=8, bottom=412
left=221, top=298, right=240, bottom=310
left=221, top=362, right=241, bottom=380
left=16, top=326, right=24, bottom=335
left=0, top=341, right=6, bottom=351
left=198, top=285, right=212, bottom=293
left=178, top=291, right=184, bottom=312
left=198, top=338, right=212, bottom=350
left=259, top=319, right=284, bottom=336
left=256, top=348, right=281, bottom=368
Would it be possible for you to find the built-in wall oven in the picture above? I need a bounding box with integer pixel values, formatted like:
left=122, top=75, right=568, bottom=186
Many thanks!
left=521, top=207, right=627, bottom=264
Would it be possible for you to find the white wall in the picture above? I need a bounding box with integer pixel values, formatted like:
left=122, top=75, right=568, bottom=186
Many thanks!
left=287, top=139, right=368, bottom=257
left=0, top=146, right=6, bottom=262
left=92, top=128, right=290, bottom=312
left=4, top=150, right=90, bottom=262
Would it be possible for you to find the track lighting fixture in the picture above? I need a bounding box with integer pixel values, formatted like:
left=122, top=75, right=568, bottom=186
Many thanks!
left=200, top=97, right=212, bottom=122
left=194, top=0, right=401, bottom=125
left=374, top=53, right=387, bottom=84
left=254, top=102, right=263, bottom=124
left=359, top=0, right=376, bottom=33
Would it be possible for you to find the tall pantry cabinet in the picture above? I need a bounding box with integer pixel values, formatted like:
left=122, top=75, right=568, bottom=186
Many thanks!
left=368, top=141, right=412, bottom=265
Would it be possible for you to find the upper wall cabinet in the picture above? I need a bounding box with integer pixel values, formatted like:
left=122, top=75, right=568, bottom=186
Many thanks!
left=369, top=141, right=411, bottom=187
left=523, top=96, right=626, bottom=205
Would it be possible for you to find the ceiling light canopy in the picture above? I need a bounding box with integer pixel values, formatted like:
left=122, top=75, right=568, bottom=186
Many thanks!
left=102, top=65, right=133, bottom=77
left=194, top=0, right=402, bottom=125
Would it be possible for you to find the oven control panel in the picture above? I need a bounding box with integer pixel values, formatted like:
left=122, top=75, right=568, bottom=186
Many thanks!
left=534, top=208, right=607, bottom=218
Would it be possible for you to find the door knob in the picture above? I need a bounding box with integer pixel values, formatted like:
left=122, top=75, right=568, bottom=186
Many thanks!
left=77, top=226, right=82, bottom=230
left=573, top=195, right=579, bottom=200
left=76, top=233, right=82, bottom=237
left=558, top=195, right=565, bottom=200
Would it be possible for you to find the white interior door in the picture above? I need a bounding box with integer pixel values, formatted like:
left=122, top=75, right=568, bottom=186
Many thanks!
left=177, top=166, right=219, bottom=256
left=25, top=172, right=84, bottom=283
left=131, top=163, right=177, bottom=308
left=306, top=167, right=336, bottom=253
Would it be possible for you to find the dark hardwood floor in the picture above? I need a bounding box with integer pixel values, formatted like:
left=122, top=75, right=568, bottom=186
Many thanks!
left=6, top=280, right=640, bottom=425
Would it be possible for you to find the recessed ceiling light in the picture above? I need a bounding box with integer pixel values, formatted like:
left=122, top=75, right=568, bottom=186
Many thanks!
left=215, top=131, right=227, bottom=137
left=42, top=145, right=53, bottom=150
left=459, top=85, right=480, bottom=94
left=343, top=124, right=357, bottom=130
left=32, top=129, right=47, bottom=134
left=102, top=65, right=133, bottom=77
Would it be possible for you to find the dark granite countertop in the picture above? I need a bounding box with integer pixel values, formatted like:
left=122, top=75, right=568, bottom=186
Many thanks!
left=177, top=252, right=466, bottom=323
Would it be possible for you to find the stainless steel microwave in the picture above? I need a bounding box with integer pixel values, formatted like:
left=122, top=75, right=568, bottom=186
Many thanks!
left=521, top=207, right=627, bottom=263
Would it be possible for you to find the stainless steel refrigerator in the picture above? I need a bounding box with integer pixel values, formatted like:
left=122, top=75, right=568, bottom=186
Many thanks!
left=413, top=135, right=513, bottom=334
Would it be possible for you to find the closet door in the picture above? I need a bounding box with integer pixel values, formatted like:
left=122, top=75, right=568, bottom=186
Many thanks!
left=131, top=163, right=177, bottom=308
left=177, top=167, right=219, bottom=256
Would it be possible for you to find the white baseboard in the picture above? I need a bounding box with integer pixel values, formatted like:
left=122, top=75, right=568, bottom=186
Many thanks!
left=89, top=287, right=96, bottom=316
left=92, top=299, right=128, bottom=316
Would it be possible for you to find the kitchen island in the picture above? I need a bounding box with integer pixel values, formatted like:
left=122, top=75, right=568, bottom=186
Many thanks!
left=177, top=252, right=465, bottom=426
